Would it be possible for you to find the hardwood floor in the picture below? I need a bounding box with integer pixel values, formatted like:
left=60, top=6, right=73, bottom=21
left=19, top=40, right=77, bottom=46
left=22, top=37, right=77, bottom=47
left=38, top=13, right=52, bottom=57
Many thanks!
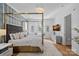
left=54, top=43, right=78, bottom=56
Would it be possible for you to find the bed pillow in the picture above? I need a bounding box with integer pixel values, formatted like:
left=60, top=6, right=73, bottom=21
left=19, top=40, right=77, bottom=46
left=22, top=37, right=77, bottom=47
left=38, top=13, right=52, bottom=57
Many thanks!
left=19, top=32, right=27, bottom=39
left=15, top=33, right=20, bottom=39
left=10, top=34, right=15, bottom=40
left=10, top=34, right=13, bottom=40
left=19, top=32, right=23, bottom=39
left=22, top=32, right=27, bottom=37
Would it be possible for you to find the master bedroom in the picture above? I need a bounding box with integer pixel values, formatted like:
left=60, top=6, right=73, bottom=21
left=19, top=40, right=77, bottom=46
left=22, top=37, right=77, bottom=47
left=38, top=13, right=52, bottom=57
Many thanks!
left=0, top=3, right=79, bottom=56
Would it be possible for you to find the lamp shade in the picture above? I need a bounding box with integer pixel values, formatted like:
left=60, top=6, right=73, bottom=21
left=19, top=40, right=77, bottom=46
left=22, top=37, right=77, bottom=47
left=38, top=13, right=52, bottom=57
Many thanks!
left=0, top=29, right=6, bottom=36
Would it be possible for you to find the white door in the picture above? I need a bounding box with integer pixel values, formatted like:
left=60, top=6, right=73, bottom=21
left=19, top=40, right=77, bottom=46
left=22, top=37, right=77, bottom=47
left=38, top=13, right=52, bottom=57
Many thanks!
left=64, top=14, right=71, bottom=45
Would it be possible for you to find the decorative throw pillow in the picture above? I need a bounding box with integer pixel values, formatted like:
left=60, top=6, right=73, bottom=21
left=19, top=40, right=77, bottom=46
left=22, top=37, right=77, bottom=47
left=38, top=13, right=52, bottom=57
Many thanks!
left=23, top=32, right=27, bottom=37
left=10, top=34, right=14, bottom=40
left=19, top=32, right=23, bottom=39
left=11, top=34, right=16, bottom=40
left=15, top=33, right=20, bottom=39
left=21, top=32, right=25, bottom=38
left=10, top=34, right=16, bottom=40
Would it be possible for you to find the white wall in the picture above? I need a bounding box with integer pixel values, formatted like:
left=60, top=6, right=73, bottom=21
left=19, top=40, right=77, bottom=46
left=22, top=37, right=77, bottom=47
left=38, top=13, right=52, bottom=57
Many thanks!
left=44, top=19, right=55, bottom=41
left=72, top=4, right=79, bottom=39
left=71, top=5, right=79, bottom=53
left=52, top=4, right=79, bottom=45
left=25, top=4, right=79, bottom=45
left=55, top=5, right=73, bottom=45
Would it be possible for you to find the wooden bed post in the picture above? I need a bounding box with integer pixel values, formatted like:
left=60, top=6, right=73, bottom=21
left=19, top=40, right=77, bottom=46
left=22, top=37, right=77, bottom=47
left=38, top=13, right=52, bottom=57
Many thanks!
left=5, top=12, right=44, bottom=52
left=42, top=13, right=44, bottom=45
left=41, top=13, right=44, bottom=53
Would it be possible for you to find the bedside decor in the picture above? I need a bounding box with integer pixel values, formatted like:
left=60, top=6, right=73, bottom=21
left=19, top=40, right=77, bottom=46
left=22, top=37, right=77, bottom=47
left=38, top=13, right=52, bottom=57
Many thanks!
left=72, top=27, right=79, bottom=55
left=73, top=27, right=79, bottom=43
left=74, top=36, right=79, bottom=44
left=74, top=27, right=79, bottom=33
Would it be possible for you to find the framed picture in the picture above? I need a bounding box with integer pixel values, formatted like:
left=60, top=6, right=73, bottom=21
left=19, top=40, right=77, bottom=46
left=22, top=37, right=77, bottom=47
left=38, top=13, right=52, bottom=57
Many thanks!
left=53, top=24, right=61, bottom=31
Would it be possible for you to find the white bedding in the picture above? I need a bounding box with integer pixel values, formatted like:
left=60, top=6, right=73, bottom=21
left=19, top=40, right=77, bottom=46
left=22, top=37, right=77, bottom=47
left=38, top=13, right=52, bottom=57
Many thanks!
left=8, top=36, right=43, bottom=50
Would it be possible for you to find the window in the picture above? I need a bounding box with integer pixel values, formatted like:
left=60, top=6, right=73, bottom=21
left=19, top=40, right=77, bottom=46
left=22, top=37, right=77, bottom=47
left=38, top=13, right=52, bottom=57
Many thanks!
left=23, top=22, right=27, bottom=31
left=46, top=26, right=49, bottom=32
left=31, top=26, right=34, bottom=32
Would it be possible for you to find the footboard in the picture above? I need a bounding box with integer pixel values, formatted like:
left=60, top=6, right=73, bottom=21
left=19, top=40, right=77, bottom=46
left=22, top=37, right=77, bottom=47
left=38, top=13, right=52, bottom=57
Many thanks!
left=13, top=46, right=42, bottom=53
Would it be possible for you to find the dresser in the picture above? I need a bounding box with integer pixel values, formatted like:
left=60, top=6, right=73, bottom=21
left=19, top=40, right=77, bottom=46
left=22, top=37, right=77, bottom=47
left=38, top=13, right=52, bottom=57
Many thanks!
left=0, top=43, right=13, bottom=56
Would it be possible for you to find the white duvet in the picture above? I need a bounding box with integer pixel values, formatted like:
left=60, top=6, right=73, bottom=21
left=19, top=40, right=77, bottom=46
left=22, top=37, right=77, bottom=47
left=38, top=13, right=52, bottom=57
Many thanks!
left=8, top=36, right=43, bottom=50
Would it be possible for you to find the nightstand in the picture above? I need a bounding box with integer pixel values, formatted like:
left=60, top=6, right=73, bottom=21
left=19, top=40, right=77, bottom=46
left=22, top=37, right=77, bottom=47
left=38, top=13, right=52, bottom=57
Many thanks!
left=0, top=43, right=13, bottom=56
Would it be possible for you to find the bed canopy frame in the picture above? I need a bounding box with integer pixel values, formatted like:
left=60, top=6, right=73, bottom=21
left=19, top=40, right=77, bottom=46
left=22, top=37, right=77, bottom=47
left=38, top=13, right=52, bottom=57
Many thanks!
left=5, top=12, right=44, bottom=51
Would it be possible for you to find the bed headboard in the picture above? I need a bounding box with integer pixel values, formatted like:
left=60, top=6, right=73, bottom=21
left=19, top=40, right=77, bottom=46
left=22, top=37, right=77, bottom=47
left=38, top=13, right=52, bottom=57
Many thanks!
left=6, top=24, right=23, bottom=42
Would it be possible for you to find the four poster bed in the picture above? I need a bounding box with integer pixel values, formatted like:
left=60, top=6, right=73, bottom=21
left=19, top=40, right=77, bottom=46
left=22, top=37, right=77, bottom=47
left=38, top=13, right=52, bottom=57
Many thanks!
left=6, top=13, right=44, bottom=53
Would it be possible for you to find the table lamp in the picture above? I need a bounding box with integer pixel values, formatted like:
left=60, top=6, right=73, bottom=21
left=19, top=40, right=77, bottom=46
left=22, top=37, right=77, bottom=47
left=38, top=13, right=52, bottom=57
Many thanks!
left=0, top=29, right=6, bottom=36
left=0, top=29, right=6, bottom=43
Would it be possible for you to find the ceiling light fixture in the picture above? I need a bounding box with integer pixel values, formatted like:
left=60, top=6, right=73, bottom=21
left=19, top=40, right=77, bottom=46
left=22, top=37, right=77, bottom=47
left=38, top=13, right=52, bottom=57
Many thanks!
left=35, top=7, right=45, bottom=13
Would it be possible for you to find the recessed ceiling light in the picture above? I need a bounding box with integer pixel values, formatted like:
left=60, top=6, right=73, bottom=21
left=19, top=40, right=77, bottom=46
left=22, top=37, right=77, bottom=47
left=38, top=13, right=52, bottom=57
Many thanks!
left=35, top=7, right=45, bottom=13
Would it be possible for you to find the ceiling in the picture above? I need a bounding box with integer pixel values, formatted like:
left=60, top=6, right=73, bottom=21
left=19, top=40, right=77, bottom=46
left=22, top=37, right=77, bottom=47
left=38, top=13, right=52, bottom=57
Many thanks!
left=8, top=3, right=72, bottom=21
